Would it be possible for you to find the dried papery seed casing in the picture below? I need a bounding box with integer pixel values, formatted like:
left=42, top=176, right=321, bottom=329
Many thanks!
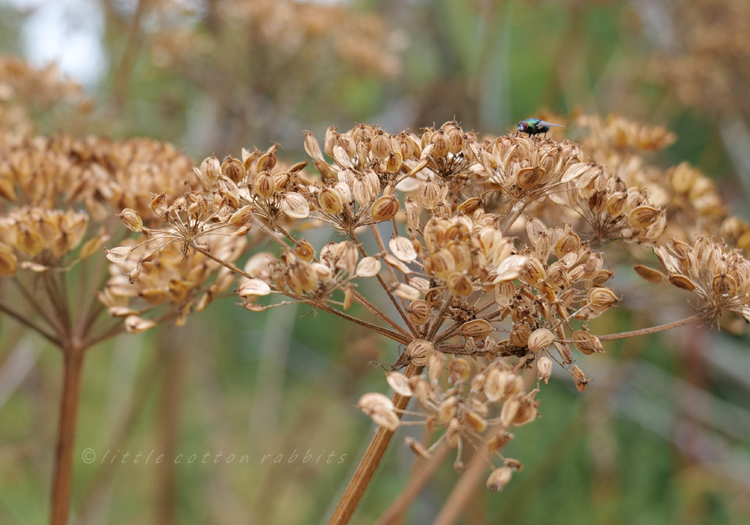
left=628, top=206, right=660, bottom=229
left=509, top=323, right=532, bottom=347
left=449, top=243, right=472, bottom=272
left=572, top=330, right=603, bottom=355
left=407, top=299, right=431, bottom=325
left=229, top=205, right=254, bottom=228
left=304, top=131, right=324, bottom=161
left=371, top=195, right=400, bottom=222
left=385, top=152, right=403, bottom=174
left=446, top=272, right=473, bottom=296
left=633, top=264, right=665, bottom=283
left=312, top=263, right=332, bottom=282
left=118, top=208, right=143, bottom=232
left=289, top=261, right=318, bottom=293
left=318, top=187, right=343, bottom=215
left=519, top=256, right=546, bottom=285
left=125, top=315, right=157, bottom=333
left=406, top=339, right=434, bottom=366
left=494, top=281, right=515, bottom=307
left=200, top=156, right=221, bottom=185
left=606, top=191, right=628, bottom=218
left=355, top=256, right=381, bottom=278
left=371, top=131, right=390, bottom=160
left=254, top=171, right=276, bottom=199
left=500, top=396, right=520, bottom=427
left=461, top=319, right=493, bottom=339
left=429, top=249, right=455, bottom=280
left=427, top=351, right=446, bottom=383
left=512, top=393, right=538, bottom=426
left=392, top=283, right=421, bottom=301
left=516, top=166, right=545, bottom=191
left=668, top=273, right=697, bottom=291
left=383, top=254, right=411, bottom=275
left=281, top=192, right=310, bottom=219
left=587, top=287, right=619, bottom=311
left=405, top=197, right=420, bottom=233
left=438, top=396, right=459, bottom=423
left=238, top=278, right=272, bottom=301
left=417, top=180, right=441, bottom=210
left=390, top=236, right=417, bottom=262
left=465, top=410, right=487, bottom=432
left=449, top=358, right=471, bottom=384
left=386, top=372, right=413, bottom=396
left=527, top=328, right=555, bottom=352
left=221, top=156, right=245, bottom=183
left=487, top=430, right=514, bottom=453
left=554, top=231, right=581, bottom=258
left=537, top=357, right=553, bottom=384
left=294, top=239, right=315, bottom=262
left=572, top=365, right=589, bottom=392
left=713, top=273, right=737, bottom=297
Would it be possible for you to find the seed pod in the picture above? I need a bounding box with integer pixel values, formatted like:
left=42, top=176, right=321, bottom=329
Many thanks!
left=312, top=263, right=332, bottom=282
left=390, top=236, right=417, bottom=262
left=509, top=323, right=532, bottom=347
left=393, top=283, right=420, bottom=301
left=438, top=396, right=459, bottom=422
left=318, top=187, right=343, bottom=215
left=125, top=315, right=157, bottom=333
left=461, top=319, right=493, bottom=339
left=406, top=339, right=433, bottom=366
left=386, top=372, right=413, bottom=397
left=528, top=328, right=555, bottom=352
left=487, top=431, right=514, bottom=453
left=405, top=437, right=431, bottom=460
left=572, top=365, right=589, bottom=392
left=573, top=330, right=603, bottom=355
left=371, top=131, right=390, bottom=160
left=587, top=287, right=619, bottom=311
left=516, top=166, right=545, bottom=191
left=417, top=180, right=441, bottom=210
left=429, top=249, right=455, bottom=280
left=118, top=208, right=143, bottom=232
left=633, top=264, right=664, bottom=283
left=304, top=131, right=324, bottom=161
left=405, top=197, right=420, bottom=232
left=229, top=205, right=254, bottom=228
left=356, top=256, right=381, bottom=278
left=407, top=299, right=431, bottom=325
left=713, top=273, right=737, bottom=297
left=446, top=272, right=473, bottom=296
left=668, top=273, right=697, bottom=291
left=288, top=261, right=318, bottom=293
left=238, top=279, right=272, bottom=301
left=221, top=156, right=245, bottom=183
left=628, top=206, right=660, bottom=229
left=537, top=357, right=553, bottom=384
left=254, top=171, right=275, bottom=198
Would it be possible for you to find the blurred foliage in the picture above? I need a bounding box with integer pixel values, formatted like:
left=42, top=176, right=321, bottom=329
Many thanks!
left=1, top=0, right=750, bottom=524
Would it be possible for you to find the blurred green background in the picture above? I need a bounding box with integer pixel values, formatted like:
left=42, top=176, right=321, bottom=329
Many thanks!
left=1, top=0, right=750, bottom=524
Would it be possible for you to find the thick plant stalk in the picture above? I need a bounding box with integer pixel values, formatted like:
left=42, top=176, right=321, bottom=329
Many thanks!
left=328, top=363, right=421, bottom=525
left=51, top=349, right=85, bottom=525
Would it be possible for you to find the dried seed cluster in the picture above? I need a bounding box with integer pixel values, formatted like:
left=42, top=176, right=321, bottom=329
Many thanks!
left=108, top=118, right=750, bottom=491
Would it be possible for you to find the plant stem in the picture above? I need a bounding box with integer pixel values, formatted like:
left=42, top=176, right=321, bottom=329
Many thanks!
left=431, top=450, right=488, bottom=525
left=328, top=362, right=422, bottom=525
left=374, top=444, right=450, bottom=525
left=50, top=348, right=85, bottom=525
left=597, top=312, right=707, bottom=341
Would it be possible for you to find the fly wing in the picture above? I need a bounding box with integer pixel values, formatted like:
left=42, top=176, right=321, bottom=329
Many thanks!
left=539, top=121, right=565, bottom=128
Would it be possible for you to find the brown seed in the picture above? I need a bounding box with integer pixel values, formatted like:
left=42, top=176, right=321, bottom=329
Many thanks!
left=633, top=264, right=665, bottom=283
left=318, top=187, right=343, bottom=215
left=538, top=357, right=553, bottom=384
left=446, top=272, right=473, bottom=296
left=407, top=300, right=431, bottom=325
left=460, top=319, right=493, bottom=339
left=406, top=339, right=434, bottom=366
left=527, top=328, right=555, bottom=352
left=371, top=195, right=400, bottom=222
left=572, top=330, right=603, bottom=355
left=668, top=273, right=697, bottom=291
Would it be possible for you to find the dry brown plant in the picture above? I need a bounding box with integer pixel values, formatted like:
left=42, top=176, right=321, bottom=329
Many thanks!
left=108, top=118, right=750, bottom=523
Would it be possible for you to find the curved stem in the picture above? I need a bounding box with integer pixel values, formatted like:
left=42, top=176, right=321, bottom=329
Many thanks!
left=597, top=312, right=707, bottom=341
left=0, top=301, right=61, bottom=346
left=328, top=362, right=423, bottom=525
